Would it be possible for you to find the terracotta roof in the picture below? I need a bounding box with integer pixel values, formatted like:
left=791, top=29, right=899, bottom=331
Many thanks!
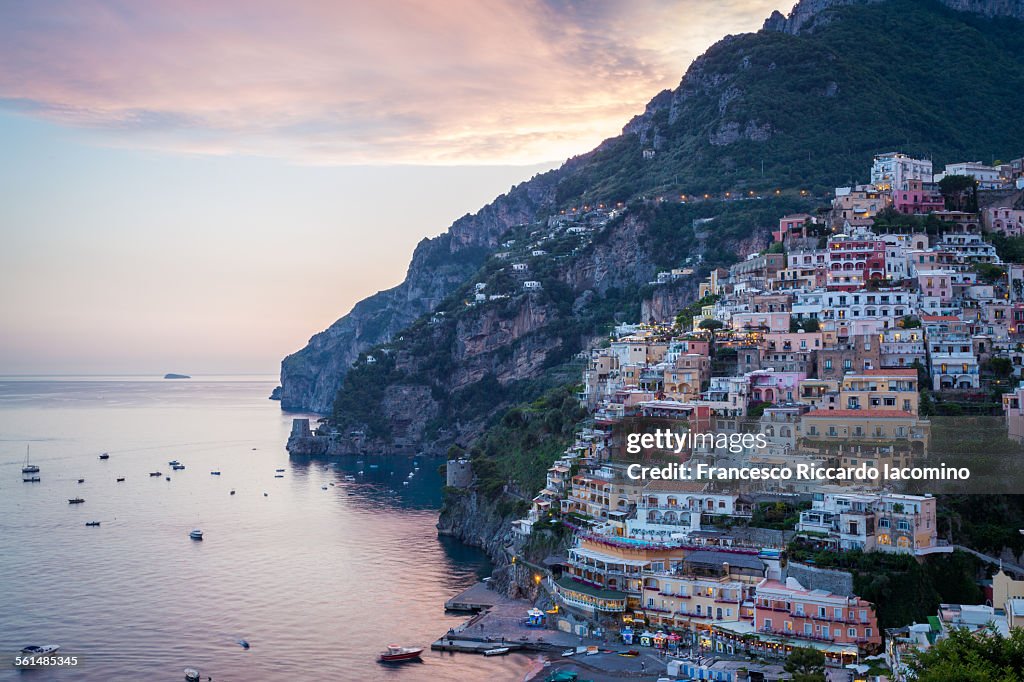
left=855, top=369, right=918, bottom=376
left=804, top=409, right=916, bottom=419
left=921, top=315, right=960, bottom=321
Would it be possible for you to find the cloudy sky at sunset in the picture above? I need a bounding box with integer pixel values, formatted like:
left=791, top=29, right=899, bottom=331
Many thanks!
left=0, top=0, right=783, bottom=375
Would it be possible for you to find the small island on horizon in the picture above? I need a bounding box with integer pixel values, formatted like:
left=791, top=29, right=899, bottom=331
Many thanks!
left=163, top=373, right=191, bottom=380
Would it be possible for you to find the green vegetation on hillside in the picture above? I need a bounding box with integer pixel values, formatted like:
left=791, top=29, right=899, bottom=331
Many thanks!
left=912, top=627, right=1024, bottom=682
left=553, top=0, right=1024, bottom=206
left=462, top=385, right=587, bottom=499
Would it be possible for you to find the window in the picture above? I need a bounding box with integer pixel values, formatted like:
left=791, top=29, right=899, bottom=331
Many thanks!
left=866, top=628, right=873, bottom=637
left=844, top=359, right=852, bottom=370
left=849, top=628, right=857, bottom=637
left=818, top=606, right=827, bottom=618
left=763, top=618, right=772, bottom=630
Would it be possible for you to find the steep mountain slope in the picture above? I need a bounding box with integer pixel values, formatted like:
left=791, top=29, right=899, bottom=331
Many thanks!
left=280, top=0, right=1024, bottom=414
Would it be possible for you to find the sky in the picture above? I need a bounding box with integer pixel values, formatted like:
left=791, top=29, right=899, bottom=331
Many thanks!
left=0, top=0, right=784, bottom=376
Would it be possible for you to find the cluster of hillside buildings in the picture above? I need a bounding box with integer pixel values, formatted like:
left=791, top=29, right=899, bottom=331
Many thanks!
left=461, top=152, right=1024, bottom=675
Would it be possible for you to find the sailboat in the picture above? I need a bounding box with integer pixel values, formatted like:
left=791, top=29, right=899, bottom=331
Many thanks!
left=22, top=445, right=39, bottom=474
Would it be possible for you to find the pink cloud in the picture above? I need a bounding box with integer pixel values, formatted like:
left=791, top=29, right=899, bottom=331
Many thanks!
left=0, top=0, right=783, bottom=164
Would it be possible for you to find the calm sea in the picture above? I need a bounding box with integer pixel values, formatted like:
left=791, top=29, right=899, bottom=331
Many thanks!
left=0, top=376, right=537, bottom=681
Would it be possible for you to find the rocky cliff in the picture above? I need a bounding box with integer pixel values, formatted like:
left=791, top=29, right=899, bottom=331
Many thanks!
left=280, top=172, right=561, bottom=412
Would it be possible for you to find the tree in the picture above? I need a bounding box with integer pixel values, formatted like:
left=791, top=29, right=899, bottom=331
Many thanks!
left=939, top=174, right=979, bottom=212
left=987, top=357, right=1013, bottom=379
left=912, top=627, right=1024, bottom=682
left=790, top=317, right=820, bottom=333
left=699, top=318, right=725, bottom=357
left=972, top=262, right=1006, bottom=285
left=784, top=647, right=827, bottom=682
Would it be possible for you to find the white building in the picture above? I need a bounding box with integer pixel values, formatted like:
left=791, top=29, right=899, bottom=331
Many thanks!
left=927, top=333, right=980, bottom=390
left=871, top=152, right=933, bottom=191
left=797, top=492, right=943, bottom=555
left=934, top=161, right=1003, bottom=190
left=818, top=290, right=918, bottom=323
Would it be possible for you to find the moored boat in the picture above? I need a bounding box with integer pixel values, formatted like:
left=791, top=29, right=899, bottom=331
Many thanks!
left=20, top=645, right=60, bottom=656
left=210, top=471, right=221, bottom=475
left=484, top=647, right=510, bottom=656
left=172, top=464, right=185, bottom=470
left=184, top=669, right=200, bottom=682
left=99, top=452, right=110, bottom=460
left=116, top=477, right=125, bottom=482
left=149, top=471, right=162, bottom=477
left=85, top=521, right=101, bottom=527
left=189, top=529, right=204, bottom=540
left=21, top=445, right=39, bottom=474
left=68, top=497, right=84, bottom=504
left=378, top=644, right=423, bottom=663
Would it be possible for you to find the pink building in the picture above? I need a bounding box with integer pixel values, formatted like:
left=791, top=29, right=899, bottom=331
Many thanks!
left=748, top=370, right=806, bottom=404
left=892, top=179, right=944, bottom=215
left=754, top=578, right=881, bottom=651
left=731, top=312, right=791, bottom=333
left=774, top=214, right=814, bottom=243
left=917, top=271, right=953, bottom=302
left=828, top=234, right=887, bottom=282
left=1003, top=383, right=1024, bottom=443
left=985, top=207, right=1024, bottom=237
left=760, top=332, right=823, bottom=353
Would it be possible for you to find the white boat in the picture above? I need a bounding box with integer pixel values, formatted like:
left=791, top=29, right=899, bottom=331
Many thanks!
left=184, top=669, right=201, bottom=682
left=344, top=475, right=356, bottom=481
left=20, top=645, right=60, bottom=656
left=189, top=529, right=204, bottom=540
left=322, top=485, right=328, bottom=490
left=21, top=445, right=39, bottom=474
left=484, top=647, right=510, bottom=656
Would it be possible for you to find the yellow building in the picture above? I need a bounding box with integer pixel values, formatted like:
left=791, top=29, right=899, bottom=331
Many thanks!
left=839, top=369, right=919, bottom=415
left=993, top=569, right=1024, bottom=617
left=799, top=410, right=929, bottom=452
